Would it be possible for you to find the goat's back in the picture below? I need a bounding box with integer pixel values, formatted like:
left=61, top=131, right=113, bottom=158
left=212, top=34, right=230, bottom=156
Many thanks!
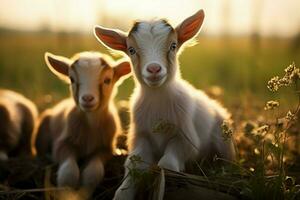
left=35, top=98, right=73, bottom=156
left=0, top=89, right=38, bottom=157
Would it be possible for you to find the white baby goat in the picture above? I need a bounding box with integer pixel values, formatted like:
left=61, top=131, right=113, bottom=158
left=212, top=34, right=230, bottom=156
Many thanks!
left=35, top=52, right=131, bottom=196
left=95, top=9, right=235, bottom=200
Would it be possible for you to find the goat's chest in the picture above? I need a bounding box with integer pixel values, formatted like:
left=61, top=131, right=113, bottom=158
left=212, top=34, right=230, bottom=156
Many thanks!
left=133, top=97, right=190, bottom=154
left=75, top=122, right=113, bottom=157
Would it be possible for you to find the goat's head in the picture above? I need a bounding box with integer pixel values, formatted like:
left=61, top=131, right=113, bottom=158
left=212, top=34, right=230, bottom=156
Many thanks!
left=94, top=9, right=204, bottom=88
left=45, top=52, right=131, bottom=112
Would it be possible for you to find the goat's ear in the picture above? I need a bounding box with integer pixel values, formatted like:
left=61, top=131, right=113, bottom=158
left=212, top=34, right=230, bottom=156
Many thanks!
left=94, top=25, right=127, bottom=52
left=113, top=61, right=131, bottom=81
left=45, top=52, right=71, bottom=82
left=175, top=9, right=205, bottom=46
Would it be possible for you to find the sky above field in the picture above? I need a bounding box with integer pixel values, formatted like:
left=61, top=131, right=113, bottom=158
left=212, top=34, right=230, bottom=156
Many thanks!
left=0, top=0, right=299, bottom=37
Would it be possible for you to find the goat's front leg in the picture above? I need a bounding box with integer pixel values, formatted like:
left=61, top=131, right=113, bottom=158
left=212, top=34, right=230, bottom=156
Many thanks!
left=157, top=137, right=186, bottom=172
left=158, top=123, right=200, bottom=172
left=113, top=137, right=154, bottom=200
left=80, top=155, right=105, bottom=198
left=57, top=156, right=80, bottom=188
left=54, top=137, right=80, bottom=188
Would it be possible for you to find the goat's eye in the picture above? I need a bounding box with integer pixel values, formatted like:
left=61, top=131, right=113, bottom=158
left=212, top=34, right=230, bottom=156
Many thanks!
left=170, top=42, right=177, bottom=51
left=70, top=77, right=75, bottom=84
left=104, top=78, right=111, bottom=84
left=128, top=47, right=136, bottom=55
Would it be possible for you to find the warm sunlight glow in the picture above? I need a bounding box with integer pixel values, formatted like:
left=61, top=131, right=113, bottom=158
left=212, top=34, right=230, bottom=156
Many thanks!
left=0, top=0, right=300, bottom=36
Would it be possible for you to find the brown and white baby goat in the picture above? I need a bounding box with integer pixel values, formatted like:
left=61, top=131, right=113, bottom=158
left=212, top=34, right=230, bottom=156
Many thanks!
left=0, top=89, right=38, bottom=160
left=95, top=9, right=236, bottom=199
left=35, top=52, right=130, bottom=194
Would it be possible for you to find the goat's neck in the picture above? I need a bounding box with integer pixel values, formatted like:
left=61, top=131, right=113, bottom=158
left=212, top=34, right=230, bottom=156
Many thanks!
left=136, top=84, right=176, bottom=109
left=140, top=76, right=180, bottom=97
left=78, top=105, right=109, bottom=128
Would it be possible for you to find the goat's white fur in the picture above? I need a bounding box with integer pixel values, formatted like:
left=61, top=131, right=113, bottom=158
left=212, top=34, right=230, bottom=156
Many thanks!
left=114, top=81, right=234, bottom=199
left=71, top=53, right=103, bottom=111
left=121, top=22, right=235, bottom=200
left=94, top=10, right=235, bottom=200
left=133, top=21, right=171, bottom=87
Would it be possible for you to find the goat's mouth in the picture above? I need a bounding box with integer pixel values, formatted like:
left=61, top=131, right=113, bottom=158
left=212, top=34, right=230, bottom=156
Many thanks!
left=144, top=75, right=167, bottom=87
left=80, top=103, right=98, bottom=112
